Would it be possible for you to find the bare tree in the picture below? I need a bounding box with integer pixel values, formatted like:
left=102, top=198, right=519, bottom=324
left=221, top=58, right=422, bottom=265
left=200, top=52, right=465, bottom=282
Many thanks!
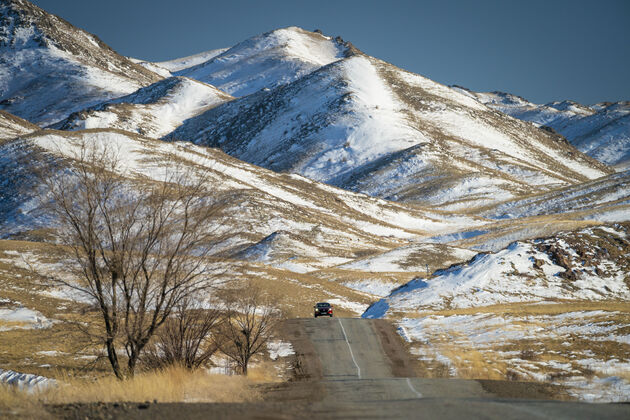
left=215, top=282, right=282, bottom=375
left=36, top=140, right=223, bottom=379
left=144, top=297, right=222, bottom=370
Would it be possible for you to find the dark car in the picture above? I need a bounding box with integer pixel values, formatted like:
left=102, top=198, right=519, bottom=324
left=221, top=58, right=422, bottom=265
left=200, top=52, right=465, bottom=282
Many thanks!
left=314, top=302, right=333, bottom=318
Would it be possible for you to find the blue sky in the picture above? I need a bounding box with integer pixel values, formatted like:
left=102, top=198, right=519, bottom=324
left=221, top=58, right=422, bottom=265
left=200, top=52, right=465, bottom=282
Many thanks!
left=31, top=0, right=629, bottom=105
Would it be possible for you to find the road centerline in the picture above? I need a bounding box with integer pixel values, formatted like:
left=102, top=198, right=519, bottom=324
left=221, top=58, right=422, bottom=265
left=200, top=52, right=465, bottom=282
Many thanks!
left=406, top=378, right=423, bottom=398
left=338, top=318, right=361, bottom=379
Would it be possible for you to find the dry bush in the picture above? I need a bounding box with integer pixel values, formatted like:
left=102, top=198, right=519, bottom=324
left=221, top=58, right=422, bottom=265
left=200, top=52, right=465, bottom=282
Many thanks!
left=144, top=298, right=222, bottom=370
left=215, top=282, right=283, bottom=375
left=506, top=369, right=521, bottom=381
left=40, top=366, right=259, bottom=404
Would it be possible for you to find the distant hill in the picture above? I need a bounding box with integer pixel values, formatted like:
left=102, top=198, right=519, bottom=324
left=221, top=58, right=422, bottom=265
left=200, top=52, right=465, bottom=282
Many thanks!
left=452, top=87, right=630, bottom=171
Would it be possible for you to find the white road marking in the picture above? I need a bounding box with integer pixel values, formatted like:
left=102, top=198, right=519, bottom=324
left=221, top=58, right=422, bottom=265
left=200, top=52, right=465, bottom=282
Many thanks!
left=338, top=318, right=361, bottom=379
left=406, top=377, right=423, bottom=398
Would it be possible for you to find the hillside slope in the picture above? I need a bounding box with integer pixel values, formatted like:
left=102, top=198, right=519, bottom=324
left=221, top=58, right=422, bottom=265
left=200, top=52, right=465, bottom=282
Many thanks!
left=452, top=88, right=630, bottom=170
left=49, top=77, right=233, bottom=138
left=0, top=110, right=37, bottom=139
left=0, top=128, right=482, bottom=272
left=365, top=223, right=630, bottom=316
left=0, top=0, right=162, bottom=125
left=168, top=53, right=611, bottom=210
left=156, top=48, right=229, bottom=73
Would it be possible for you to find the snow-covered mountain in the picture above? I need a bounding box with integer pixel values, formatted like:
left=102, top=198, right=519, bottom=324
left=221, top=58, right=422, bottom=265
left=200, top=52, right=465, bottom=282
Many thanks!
left=42, top=27, right=358, bottom=141
left=452, top=87, right=630, bottom=171
left=34, top=24, right=611, bottom=211
left=50, top=77, right=233, bottom=138
left=173, top=27, right=356, bottom=97
left=168, top=53, right=611, bottom=209
left=0, top=0, right=162, bottom=125
left=1, top=3, right=629, bottom=400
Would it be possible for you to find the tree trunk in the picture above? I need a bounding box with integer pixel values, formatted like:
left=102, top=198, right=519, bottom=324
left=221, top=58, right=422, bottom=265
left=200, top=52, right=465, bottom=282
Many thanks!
left=241, top=354, right=250, bottom=375
left=106, top=339, right=123, bottom=380
left=127, top=348, right=138, bottom=377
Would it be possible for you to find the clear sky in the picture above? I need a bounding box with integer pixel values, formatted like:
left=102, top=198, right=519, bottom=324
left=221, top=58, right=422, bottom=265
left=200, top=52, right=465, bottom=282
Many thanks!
left=31, top=0, right=629, bottom=105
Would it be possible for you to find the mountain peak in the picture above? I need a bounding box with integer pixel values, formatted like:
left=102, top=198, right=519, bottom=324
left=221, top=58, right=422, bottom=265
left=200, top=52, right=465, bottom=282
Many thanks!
left=174, top=25, right=358, bottom=97
left=0, top=0, right=163, bottom=125
left=1, top=0, right=159, bottom=83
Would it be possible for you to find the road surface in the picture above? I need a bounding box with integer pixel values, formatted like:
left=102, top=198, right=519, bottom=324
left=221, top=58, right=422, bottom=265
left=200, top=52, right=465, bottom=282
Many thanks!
left=290, top=317, right=629, bottom=419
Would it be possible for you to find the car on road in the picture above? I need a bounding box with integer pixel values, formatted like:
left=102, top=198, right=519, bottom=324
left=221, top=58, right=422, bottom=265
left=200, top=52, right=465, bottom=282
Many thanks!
left=314, top=302, right=333, bottom=317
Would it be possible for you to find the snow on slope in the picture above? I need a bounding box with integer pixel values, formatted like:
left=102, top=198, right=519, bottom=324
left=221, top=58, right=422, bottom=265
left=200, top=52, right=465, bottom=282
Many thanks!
left=338, top=243, right=476, bottom=273
left=234, top=230, right=351, bottom=273
left=453, top=87, right=630, bottom=170
left=128, top=57, right=173, bottom=78
left=364, top=224, right=630, bottom=317
left=0, top=110, right=37, bottom=139
left=0, top=0, right=162, bottom=125
left=482, top=170, right=630, bottom=220
left=50, top=77, right=234, bottom=138
left=0, top=368, right=55, bottom=392
left=169, top=53, right=610, bottom=209
left=0, top=129, right=483, bottom=269
left=0, top=306, right=54, bottom=331
left=156, top=48, right=229, bottom=72
left=400, top=311, right=630, bottom=402
left=175, top=27, right=353, bottom=97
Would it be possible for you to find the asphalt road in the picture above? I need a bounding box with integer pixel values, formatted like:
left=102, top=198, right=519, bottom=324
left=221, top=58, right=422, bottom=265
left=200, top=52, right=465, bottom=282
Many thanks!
left=298, top=317, right=630, bottom=419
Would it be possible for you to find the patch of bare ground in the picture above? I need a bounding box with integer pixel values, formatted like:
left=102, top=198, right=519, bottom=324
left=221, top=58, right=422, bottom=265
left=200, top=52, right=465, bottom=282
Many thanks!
left=370, top=319, right=419, bottom=377
left=476, top=379, right=571, bottom=401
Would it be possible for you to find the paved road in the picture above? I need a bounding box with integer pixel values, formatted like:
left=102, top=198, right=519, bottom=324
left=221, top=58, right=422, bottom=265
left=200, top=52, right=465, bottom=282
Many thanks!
left=300, top=317, right=630, bottom=419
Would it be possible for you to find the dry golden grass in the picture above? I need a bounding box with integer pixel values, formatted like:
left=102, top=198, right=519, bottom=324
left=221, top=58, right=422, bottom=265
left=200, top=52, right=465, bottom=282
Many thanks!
left=407, top=301, right=630, bottom=318
left=0, top=386, right=52, bottom=420
left=436, top=347, right=508, bottom=381
left=247, top=361, right=284, bottom=383
left=42, top=366, right=259, bottom=404
left=452, top=216, right=599, bottom=249
left=0, top=366, right=263, bottom=418
left=233, top=264, right=374, bottom=318
left=55, top=368, right=256, bottom=403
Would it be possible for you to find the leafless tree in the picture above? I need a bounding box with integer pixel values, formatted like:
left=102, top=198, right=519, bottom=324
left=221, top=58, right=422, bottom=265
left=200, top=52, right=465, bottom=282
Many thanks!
left=215, top=282, right=282, bottom=375
left=36, top=140, right=224, bottom=379
left=144, top=297, right=222, bottom=370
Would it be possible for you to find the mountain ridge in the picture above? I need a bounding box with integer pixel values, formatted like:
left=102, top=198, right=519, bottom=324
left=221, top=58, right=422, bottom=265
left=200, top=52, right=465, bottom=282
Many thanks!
left=49, top=76, right=234, bottom=138
left=451, top=86, right=630, bottom=170
left=0, top=0, right=163, bottom=125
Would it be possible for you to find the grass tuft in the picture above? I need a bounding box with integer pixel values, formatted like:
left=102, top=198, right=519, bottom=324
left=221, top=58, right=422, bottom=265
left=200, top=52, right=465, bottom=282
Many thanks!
left=41, top=366, right=260, bottom=404
left=0, top=365, right=262, bottom=419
